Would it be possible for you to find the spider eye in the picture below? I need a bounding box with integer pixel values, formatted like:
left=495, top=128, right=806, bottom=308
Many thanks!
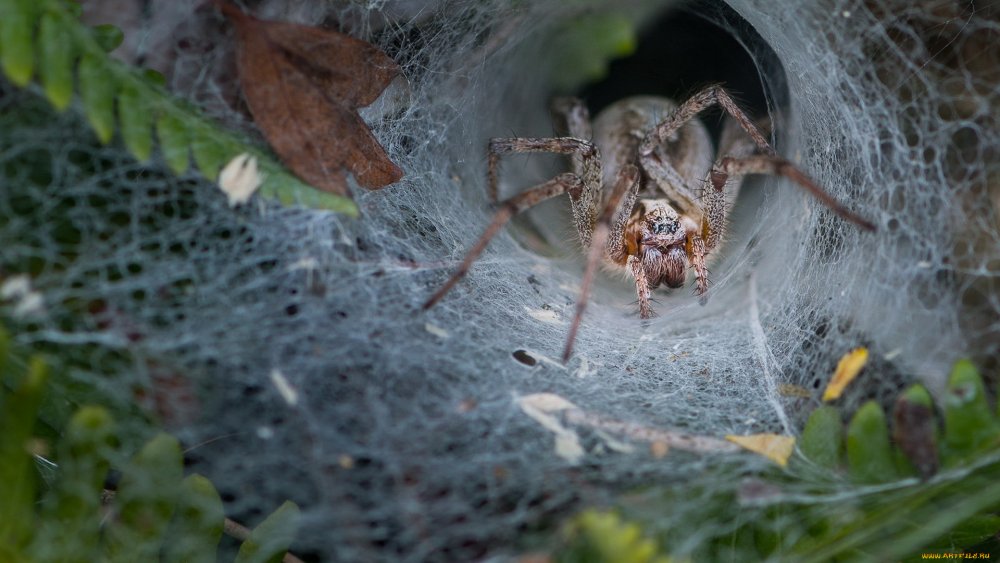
left=653, top=220, right=677, bottom=235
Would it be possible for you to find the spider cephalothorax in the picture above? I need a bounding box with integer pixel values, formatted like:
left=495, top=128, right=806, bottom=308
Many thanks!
left=623, top=200, right=688, bottom=291
left=425, top=85, right=875, bottom=360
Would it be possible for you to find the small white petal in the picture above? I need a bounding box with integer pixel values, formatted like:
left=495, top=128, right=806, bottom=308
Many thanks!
left=219, top=153, right=264, bottom=207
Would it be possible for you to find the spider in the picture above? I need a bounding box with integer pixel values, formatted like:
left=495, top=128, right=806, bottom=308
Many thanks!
left=424, top=85, right=876, bottom=361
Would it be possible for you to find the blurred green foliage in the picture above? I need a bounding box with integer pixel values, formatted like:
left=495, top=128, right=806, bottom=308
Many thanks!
left=550, top=11, right=637, bottom=92
left=0, top=324, right=301, bottom=562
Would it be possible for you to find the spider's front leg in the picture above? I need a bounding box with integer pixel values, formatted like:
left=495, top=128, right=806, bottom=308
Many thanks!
left=487, top=136, right=603, bottom=247
left=425, top=133, right=605, bottom=314
left=563, top=163, right=640, bottom=361
left=626, top=255, right=654, bottom=319
left=423, top=172, right=585, bottom=310
left=689, top=152, right=877, bottom=303
left=687, top=229, right=710, bottom=302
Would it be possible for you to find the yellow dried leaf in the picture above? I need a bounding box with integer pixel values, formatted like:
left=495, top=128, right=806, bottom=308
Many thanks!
left=823, top=347, right=869, bottom=402
left=726, top=434, right=796, bottom=467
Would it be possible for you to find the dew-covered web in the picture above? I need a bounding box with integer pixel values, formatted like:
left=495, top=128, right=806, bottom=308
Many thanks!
left=1, top=0, right=998, bottom=560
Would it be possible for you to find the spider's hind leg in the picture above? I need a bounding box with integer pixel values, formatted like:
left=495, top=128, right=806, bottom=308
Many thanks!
left=551, top=97, right=594, bottom=144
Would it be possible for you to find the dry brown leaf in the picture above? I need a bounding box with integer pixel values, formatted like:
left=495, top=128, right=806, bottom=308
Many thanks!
left=726, top=434, right=796, bottom=467
left=892, top=393, right=939, bottom=479
left=822, top=347, right=869, bottom=402
left=219, top=2, right=403, bottom=196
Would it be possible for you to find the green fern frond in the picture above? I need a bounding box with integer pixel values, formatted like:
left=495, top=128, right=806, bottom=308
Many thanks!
left=0, top=0, right=357, bottom=215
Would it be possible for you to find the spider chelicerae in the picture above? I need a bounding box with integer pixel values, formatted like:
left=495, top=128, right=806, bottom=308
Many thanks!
left=424, top=85, right=876, bottom=360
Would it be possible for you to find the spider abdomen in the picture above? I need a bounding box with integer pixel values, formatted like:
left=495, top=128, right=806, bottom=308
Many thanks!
left=592, top=95, right=713, bottom=212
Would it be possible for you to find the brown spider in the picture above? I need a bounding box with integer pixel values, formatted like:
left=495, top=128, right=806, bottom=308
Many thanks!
left=424, top=85, right=876, bottom=361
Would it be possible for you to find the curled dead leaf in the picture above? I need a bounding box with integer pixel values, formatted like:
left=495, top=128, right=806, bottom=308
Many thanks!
left=823, top=347, right=869, bottom=402
left=893, top=386, right=939, bottom=479
left=219, top=1, right=403, bottom=197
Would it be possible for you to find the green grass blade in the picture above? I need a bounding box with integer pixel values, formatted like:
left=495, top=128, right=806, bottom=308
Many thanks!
left=0, top=355, right=48, bottom=550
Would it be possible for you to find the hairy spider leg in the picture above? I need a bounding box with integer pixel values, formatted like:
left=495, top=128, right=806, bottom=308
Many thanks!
left=638, top=84, right=876, bottom=297
left=563, top=164, right=640, bottom=361
left=487, top=137, right=603, bottom=247
left=708, top=155, right=877, bottom=232
left=640, top=84, right=774, bottom=160
left=691, top=152, right=877, bottom=299
left=428, top=132, right=613, bottom=361
left=640, top=84, right=876, bottom=232
left=423, top=173, right=584, bottom=310
left=552, top=97, right=642, bottom=269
